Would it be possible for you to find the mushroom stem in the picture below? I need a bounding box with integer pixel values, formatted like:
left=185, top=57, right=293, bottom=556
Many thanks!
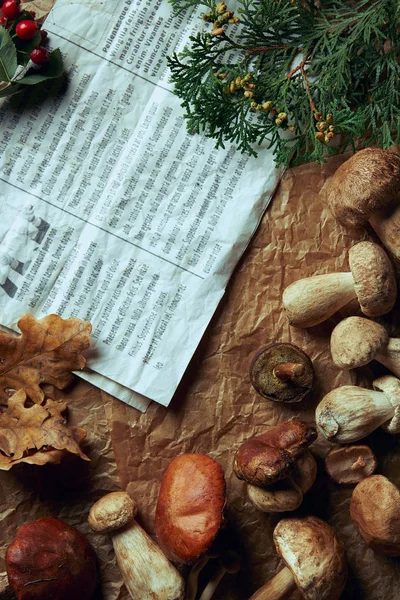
left=351, top=456, right=366, bottom=470
left=186, top=555, right=211, bottom=600
left=369, top=205, right=400, bottom=262
left=198, top=551, right=240, bottom=600
left=377, top=339, right=400, bottom=378
left=273, top=362, right=305, bottom=382
left=0, top=573, right=13, bottom=599
left=283, top=272, right=356, bottom=328
left=249, top=567, right=296, bottom=600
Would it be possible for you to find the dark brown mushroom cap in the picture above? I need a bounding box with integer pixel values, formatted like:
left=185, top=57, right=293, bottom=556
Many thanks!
left=330, top=316, right=388, bottom=369
left=233, top=420, right=317, bottom=488
left=349, top=241, right=396, bottom=317
left=350, top=475, right=400, bottom=556
left=274, top=516, right=347, bottom=600
left=250, top=343, right=314, bottom=403
left=155, top=454, right=226, bottom=565
left=326, top=148, right=400, bottom=228
left=325, top=445, right=377, bottom=484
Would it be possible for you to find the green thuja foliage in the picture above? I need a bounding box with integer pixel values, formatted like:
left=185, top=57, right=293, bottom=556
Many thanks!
left=168, top=0, right=400, bottom=166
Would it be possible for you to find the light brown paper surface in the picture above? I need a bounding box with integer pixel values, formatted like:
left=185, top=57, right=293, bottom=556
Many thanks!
left=111, top=151, right=400, bottom=600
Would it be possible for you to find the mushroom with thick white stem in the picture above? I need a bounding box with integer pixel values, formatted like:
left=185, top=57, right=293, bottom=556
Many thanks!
left=282, top=241, right=396, bottom=328
left=234, top=420, right=317, bottom=512
left=88, top=491, right=185, bottom=600
left=316, top=375, right=400, bottom=443
left=324, top=147, right=400, bottom=261
left=249, top=516, right=347, bottom=600
left=331, top=316, right=400, bottom=377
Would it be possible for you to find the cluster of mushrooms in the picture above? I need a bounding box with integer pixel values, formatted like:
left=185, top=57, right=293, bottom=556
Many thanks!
left=1, top=147, right=400, bottom=600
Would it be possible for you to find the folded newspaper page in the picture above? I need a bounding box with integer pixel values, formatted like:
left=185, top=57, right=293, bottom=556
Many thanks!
left=0, top=0, right=282, bottom=409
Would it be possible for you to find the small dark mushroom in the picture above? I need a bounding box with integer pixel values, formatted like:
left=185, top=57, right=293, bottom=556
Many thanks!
left=250, top=343, right=314, bottom=403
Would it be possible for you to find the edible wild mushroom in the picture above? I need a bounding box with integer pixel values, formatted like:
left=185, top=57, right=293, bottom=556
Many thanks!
left=282, top=240, right=396, bottom=328
left=325, top=445, right=377, bottom=484
left=234, top=420, right=317, bottom=512
left=88, top=491, right=184, bottom=600
left=325, top=147, right=400, bottom=261
left=249, top=516, right=347, bottom=600
left=350, top=475, right=400, bottom=556
left=250, top=343, right=314, bottom=403
left=331, top=316, right=400, bottom=377
left=3, top=517, right=97, bottom=600
left=316, top=374, right=400, bottom=443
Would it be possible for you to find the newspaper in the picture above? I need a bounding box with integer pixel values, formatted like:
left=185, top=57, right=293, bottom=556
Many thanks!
left=0, top=0, right=282, bottom=411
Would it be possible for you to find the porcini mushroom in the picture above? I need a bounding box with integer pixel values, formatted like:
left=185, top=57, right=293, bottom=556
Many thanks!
left=350, top=475, right=400, bottom=556
left=331, top=316, right=400, bottom=377
left=325, top=148, right=400, bottom=261
left=282, top=241, right=396, bottom=328
left=234, top=420, right=317, bottom=512
left=250, top=343, right=314, bottom=403
left=249, top=516, right=347, bottom=600
left=325, top=445, right=377, bottom=484
left=4, top=517, right=97, bottom=600
left=316, top=375, right=400, bottom=443
left=155, top=454, right=226, bottom=565
left=88, top=491, right=184, bottom=600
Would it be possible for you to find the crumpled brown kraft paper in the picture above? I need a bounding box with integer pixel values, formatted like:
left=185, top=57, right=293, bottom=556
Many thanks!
left=111, top=150, right=400, bottom=600
left=0, top=380, right=126, bottom=600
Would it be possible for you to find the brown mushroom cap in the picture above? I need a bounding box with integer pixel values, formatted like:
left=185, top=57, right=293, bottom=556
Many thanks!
left=330, top=316, right=388, bottom=369
left=348, top=241, right=396, bottom=317
left=325, top=445, right=377, bottom=484
left=233, top=420, right=317, bottom=488
left=326, top=148, right=400, bottom=228
left=350, top=475, right=400, bottom=556
left=155, top=454, right=226, bottom=565
left=250, top=343, right=314, bottom=403
left=274, top=516, right=347, bottom=600
left=88, top=491, right=137, bottom=533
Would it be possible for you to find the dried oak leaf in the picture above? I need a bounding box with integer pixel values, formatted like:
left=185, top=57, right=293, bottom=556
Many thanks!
left=0, top=314, right=91, bottom=405
left=0, top=389, right=89, bottom=470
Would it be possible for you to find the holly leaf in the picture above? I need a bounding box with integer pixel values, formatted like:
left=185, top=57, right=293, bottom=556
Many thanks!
left=0, top=389, right=89, bottom=470
left=17, top=49, right=64, bottom=84
left=0, top=26, right=17, bottom=82
left=0, top=314, right=92, bottom=405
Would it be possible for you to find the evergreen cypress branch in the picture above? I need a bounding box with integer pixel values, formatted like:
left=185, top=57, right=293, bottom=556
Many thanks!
left=167, top=0, right=400, bottom=166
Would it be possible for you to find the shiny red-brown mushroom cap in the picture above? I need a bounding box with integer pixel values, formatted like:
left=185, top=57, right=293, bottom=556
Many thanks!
left=348, top=241, right=396, bottom=317
left=350, top=475, right=400, bottom=556
left=233, top=420, right=317, bottom=488
left=330, top=316, right=388, bottom=370
left=274, top=516, right=347, bottom=600
left=6, top=517, right=97, bottom=600
left=326, top=148, right=400, bottom=228
left=155, top=453, right=226, bottom=565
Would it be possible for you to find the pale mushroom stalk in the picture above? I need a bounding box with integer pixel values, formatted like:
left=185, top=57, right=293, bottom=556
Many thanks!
left=249, top=566, right=296, bottom=600
left=376, top=338, right=400, bottom=377
left=316, top=376, right=400, bottom=443
left=369, top=207, right=400, bottom=262
left=273, top=362, right=305, bottom=382
left=283, top=241, right=396, bottom=328
left=186, top=554, right=216, bottom=600
left=88, top=492, right=185, bottom=600
left=198, top=551, right=240, bottom=600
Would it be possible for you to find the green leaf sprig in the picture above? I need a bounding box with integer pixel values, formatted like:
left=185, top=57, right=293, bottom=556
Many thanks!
left=167, top=0, right=400, bottom=166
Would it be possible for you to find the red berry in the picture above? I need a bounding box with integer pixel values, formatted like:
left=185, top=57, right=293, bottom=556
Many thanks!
left=1, top=0, right=20, bottom=20
left=0, top=15, right=7, bottom=25
left=16, top=19, right=38, bottom=39
left=40, top=29, right=48, bottom=43
left=30, top=46, right=49, bottom=65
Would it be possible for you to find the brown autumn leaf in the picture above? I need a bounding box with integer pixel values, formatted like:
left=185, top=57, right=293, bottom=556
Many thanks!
left=0, top=389, right=90, bottom=470
left=0, top=314, right=92, bottom=405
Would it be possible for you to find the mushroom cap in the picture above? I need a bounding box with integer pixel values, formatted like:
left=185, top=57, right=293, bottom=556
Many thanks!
left=250, top=342, right=314, bottom=403
left=274, top=516, right=347, bottom=600
left=325, top=445, right=377, bottom=484
left=6, top=517, right=97, bottom=600
left=326, top=148, right=400, bottom=228
left=330, top=316, right=388, bottom=369
left=350, top=475, right=400, bottom=556
left=88, top=491, right=137, bottom=533
left=155, top=453, right=226, bottom=565
left=349, top=241, right=396, bottom=317
left=233, top=420, right=317, bottom=487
